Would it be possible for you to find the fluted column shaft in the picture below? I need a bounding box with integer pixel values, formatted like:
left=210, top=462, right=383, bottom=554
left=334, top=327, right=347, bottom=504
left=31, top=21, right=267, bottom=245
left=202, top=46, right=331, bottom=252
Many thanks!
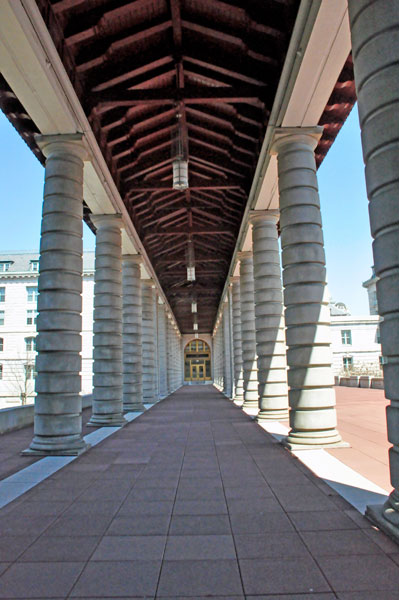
left=122, top=255, right=143, bottom=412
left=24, top=134, right=88, bottom=455
left=142, top=281, right=157, bottom=403
left=272, top=128, right=342, bottom=448
left=252, top=213, right=289, bottom=421
left=238, top=252, right=258, bottom=408
left=158, top=304, right=168, bottom=397
left=348, top=0, right=399, bottom=533
left=89, top=214, right=125, bottom=426
left=231, top=278, right=244, bottom=402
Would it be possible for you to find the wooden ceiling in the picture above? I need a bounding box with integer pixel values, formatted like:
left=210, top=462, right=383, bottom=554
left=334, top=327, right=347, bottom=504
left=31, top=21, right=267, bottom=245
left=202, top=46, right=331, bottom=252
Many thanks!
left=1, top=0, right=356, bottom=333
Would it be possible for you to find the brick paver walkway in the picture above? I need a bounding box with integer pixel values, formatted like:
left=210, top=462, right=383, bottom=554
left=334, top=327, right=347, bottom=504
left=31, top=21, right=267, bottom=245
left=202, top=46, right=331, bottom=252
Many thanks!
left=0, top=385, right=399, bottom=598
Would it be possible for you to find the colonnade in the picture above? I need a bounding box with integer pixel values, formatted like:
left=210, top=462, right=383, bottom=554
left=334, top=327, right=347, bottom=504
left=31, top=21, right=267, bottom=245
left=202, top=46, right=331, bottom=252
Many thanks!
left=213, top=128, right=345, bottom=449
left=22, top=0, right=399, bottom=538
left=24, top=139, right=183, bottom=454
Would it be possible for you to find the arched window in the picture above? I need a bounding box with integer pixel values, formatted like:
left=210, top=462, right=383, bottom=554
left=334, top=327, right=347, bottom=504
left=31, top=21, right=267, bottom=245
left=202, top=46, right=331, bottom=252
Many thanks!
left=184, top=339, right=211, bottom=382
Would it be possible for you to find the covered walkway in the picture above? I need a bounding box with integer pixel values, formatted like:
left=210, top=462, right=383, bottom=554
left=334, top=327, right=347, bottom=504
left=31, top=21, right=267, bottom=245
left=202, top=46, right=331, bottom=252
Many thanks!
left=0, top=386, right=399, bottom=598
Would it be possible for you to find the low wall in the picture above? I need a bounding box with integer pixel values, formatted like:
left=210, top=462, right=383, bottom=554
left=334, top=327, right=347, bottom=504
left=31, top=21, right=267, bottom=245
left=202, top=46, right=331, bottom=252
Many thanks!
left=336, top=377, right=384, bottom=390
left=0, top=394, right=93, bottom=435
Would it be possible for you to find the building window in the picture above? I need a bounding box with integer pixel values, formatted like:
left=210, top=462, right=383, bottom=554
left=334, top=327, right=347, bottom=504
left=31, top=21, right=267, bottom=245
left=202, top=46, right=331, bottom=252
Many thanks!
left=24, top=364, right=36, bottom=380
left=0, top=262, right=12, bottom=272
left=26, top=286, right=38, bottom=303
left=0, top=287, right=5, bottom=303
left=27, top=310, right=38, bottom=325
left=341, top=330, right=352, bottom=345
left=376, top=326, right=381, bottom=344
left=25, top=337, right=36, bottom=352
left=0, top=338, right=3, bottom=352
left=0, top=364, right=2, bottom=379
left=343, top=356, right=353, bottom=370
left=30, top=260, right=39, bottom=272
left=0, top=311, right=4, bottom=326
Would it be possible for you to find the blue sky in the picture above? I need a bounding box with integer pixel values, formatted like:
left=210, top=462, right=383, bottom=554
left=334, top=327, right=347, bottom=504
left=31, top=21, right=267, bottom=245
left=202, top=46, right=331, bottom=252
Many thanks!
left=0, top=106, right=372, bottom=314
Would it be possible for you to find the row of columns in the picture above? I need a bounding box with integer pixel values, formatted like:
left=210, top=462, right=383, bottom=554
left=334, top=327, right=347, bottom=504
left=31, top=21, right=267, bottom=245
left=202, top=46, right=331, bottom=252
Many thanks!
left=25, top=134, right=183, bottom=456
left=213, top=126, right=343, bottom=450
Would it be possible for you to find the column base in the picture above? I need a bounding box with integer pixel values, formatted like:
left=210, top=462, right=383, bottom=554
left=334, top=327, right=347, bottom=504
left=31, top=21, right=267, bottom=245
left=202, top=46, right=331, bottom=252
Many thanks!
left=282, top=430, right=349, bottom=450
left=123, top=402, right=145, bottom=412
left=242, top=399, right=258, bottom=409
left=256, top=409, right=289, bottom=422
left=366, top=503, right=399, bottom=542
left=22, top=439, right=90, bottom=457
left=87, top=414, right=127, bottom=427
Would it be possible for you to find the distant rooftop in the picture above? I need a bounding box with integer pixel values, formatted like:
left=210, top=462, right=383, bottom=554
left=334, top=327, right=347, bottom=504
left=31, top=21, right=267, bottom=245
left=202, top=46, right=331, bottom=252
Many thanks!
left=0, top=252, right=95, bottom=274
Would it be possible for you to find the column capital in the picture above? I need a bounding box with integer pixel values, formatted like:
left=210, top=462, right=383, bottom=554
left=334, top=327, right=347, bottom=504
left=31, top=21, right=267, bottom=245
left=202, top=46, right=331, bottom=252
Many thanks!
left=141, top=278, right=154, bottom=288
left=236, top=250, right=253, bottom=261
left=35, top=133, right=87, bottom=160
left=91, top=213, right=123, bottom=229
left=122, top=253, right=142, bottom=264
left=249, top=209, right=280, bottom=224
left=271, top=126, right=323, bottom=155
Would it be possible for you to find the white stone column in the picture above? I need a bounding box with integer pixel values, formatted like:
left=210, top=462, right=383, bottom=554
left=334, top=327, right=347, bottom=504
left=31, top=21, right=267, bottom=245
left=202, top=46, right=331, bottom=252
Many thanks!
left=24, top=134, right=88, bottom=455
left=251, top=211, right=289, bottom=421
left=223, top=301, right=233, bottom=398
left=157, top=302, right=168, bottom=398
left=166, top=316, right=172, bottom=394
left=272, top=128, right=343, bottom=448
left=89, top=214, right=126, bottom=426
left=348, top=0, right=399, bottom=536
left=231, top=277, right=244, bottom=403
left=238, top=251, right=258, bottom=408
left=142, top=280, right=157, bottom=403
left=122, top=254, right=143, bottom=412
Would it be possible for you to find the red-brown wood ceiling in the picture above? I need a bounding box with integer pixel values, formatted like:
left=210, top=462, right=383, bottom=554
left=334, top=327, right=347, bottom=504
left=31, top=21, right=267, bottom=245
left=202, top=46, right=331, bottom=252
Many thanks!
left=0, top=0, right=356, bottom=333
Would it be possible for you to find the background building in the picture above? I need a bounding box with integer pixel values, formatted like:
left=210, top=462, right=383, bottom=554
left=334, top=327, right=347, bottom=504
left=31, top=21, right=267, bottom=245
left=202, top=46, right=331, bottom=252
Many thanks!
left=363, top=266, right=379, bottom=315
left=0, top=252, right=94, bottom=407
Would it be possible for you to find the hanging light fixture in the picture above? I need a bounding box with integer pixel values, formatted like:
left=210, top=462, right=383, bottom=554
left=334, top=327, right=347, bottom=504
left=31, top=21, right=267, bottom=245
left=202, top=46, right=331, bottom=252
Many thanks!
left=172, top=110, right=189, bottom=190
left=193, top=323, right=198, bottom=331
left=186, top=236, right=195, bottom=282
left=191, top=301, right=197, bottom=313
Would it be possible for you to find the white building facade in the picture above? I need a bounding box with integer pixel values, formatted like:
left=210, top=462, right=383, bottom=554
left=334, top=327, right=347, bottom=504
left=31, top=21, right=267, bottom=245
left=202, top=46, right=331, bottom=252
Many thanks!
left=0, top=252, right=94, bottom=406
left=331, top=315, right=382, bottom=375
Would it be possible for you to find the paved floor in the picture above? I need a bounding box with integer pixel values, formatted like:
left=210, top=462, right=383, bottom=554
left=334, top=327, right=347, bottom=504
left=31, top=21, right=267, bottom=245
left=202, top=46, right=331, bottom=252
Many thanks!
left=0, top=385, right=399, bottom=598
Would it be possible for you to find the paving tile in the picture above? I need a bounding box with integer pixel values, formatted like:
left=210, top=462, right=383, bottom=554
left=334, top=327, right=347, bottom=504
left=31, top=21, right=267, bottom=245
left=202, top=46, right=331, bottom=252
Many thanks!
left=169, top=514, right=231, bottom=535
left=224, top=484, right=273, bottom=500
left=317, top=554, right=399, bottom=591
left=63, top=500, right=122, bottom=516
left=176, top=487, right=226, bottom=501
left=157, top=560, right=243, bottom=596
left=234, top=532, right=310, bottom=558
left=0, top=536, right=37, bottom=561
left=230, top=511, right=294, bottom=534
left=107, top=514, right=171, bottom=535
left=0, top=514, right=56, bottom=536
left=239, top=556, right=331, bottom=595
left=226, top=496, right=284, bottom=514
left=91, top=535, right=166, bottom=560
left=246, top=595, right=336, bottom=600
left=43, top=514, right=111, bottom=537
left=118, top=500, right=174, bottom=516
left=0, top=562, right=84, bottom=598
left=271, top=484, right=337, bottom=511
left=301, top=529, right=384, bottom=556
left=19, top=536, right=100, bottom=562
left=173, top=499, right=227, bottom=515
left=70, top=560, right=161, bottom=597
left=288, top=510, right=358, bottom=531
left=337, top=593, right=399, bottom=600
left=126, top=487, right=177, bottom=501
left=164, top=535, right=236, bottom=560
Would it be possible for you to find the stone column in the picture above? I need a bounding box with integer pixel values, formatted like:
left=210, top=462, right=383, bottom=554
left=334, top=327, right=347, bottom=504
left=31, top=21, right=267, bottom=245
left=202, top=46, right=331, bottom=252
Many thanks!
left=231, top=277, right=244, bottom=403
left=238, top=252, right=258, bottom=409
left=88, top=214, right=126, bottom=426
left=251, top=211, right=289, bottom=421
left=157, top=302, right=168, bottom=398
left=142, top=280, right=157, bottom=403
left=348, top=0, right=399, bottom=536
left=24, top=134, right=88, bottom=455
left=166, top=316, right=172, bottom=394
left=223, top=301, right=233, bottom=398
left=122, top=254, right=144, bottom=412
left=271, top=128, right=343, bottom=448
